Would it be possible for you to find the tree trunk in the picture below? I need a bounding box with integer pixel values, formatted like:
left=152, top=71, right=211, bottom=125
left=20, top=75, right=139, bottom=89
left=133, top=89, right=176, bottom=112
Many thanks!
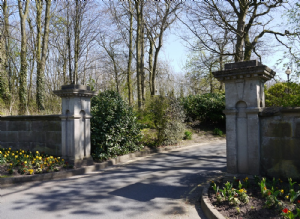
left=148, top=38, right=154, bottom=94
left=141, top=10, right=145, bottom=103
left=18, top=0, right=29, bottom=115
left=67, top=3, right=73, bottom=83
left=74, top=0, right=83, bottom=84
left=0, top=0, right=11, bottom=104
left=127, top=1, right=133, bottom=105
left=135, top=0, right=143, bottom=109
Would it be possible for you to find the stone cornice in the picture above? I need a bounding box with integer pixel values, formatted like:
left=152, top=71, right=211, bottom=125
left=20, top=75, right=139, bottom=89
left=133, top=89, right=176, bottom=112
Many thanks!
left=53, top=84, right=97, bottom=98
left=213, top=60, right=276, bottom=82
left=53, top=89, right=96, bottom=97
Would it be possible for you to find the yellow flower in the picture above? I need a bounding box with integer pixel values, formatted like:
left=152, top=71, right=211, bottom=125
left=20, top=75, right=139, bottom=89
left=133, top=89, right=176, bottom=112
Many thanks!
left=239, top=189, right=244, bottom=193
left=264, top=187, right=267, bottom=190
left=10, top=163, right=12, bottom=166
left=12, top=153, right=14, bottom=156
left=7, top=151, right=9, bottom=153
left=24, top=161, right=27, bottom=164
left=15, top=155, right=18, bottom=158
left=58, top=157, right=60, bottom=159
left=62, top=159, right=64, bottom=161
left=27, top=155, right=29, bottom=158
left=19, top=153, right=22, bottom=155
left=36, top=151, right=39, bottom=154
left=39, top=157, right=42, bottom=160
left=22, top=150, right=24, bottom=153
left=286, top=196, right=289, bottom=199
left=281, top=189, right=284, bottom=193
left=9, top=148, right=11, bottom=150
left=36, top=156, right=39, bottom=159
left=4, top=155, right=6, bottom=157
left=0, top=151, right=2, bottom=154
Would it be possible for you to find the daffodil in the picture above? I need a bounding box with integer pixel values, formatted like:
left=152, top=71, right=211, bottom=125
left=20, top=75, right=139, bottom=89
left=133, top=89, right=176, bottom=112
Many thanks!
left=15, top=155, right=18, bottom=158
left=24, top=161, right=27, bottom=164
left=36, top=151, right=39, bottom=154
left=281, top=189, right=284, bottom=193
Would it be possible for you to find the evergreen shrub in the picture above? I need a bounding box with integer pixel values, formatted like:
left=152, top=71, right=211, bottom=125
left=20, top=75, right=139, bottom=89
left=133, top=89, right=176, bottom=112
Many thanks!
left=181, top=92, right=225, bottom=124
left=90, top=90, right=143, bottom=161
left=265, top=82, right=300, bottom=107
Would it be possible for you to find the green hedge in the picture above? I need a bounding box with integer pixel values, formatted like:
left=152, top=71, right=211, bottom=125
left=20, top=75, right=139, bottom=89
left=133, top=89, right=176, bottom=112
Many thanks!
left=181, top=92, right=225, bottom=123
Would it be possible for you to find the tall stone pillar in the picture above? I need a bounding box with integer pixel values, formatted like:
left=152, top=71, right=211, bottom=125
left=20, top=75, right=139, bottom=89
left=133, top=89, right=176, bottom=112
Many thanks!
left=54, top=85, right=96, bottom=167
left=213, top=60, right=276, bottom=175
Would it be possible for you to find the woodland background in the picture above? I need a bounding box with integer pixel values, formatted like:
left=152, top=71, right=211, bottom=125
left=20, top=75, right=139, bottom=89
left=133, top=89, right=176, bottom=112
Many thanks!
left=0, top=0, right=299, bottom=116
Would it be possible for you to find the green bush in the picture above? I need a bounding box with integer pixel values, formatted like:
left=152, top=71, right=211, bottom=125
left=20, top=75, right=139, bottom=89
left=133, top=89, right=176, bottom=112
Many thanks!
left=213, top=128, right=223, bottom=136
left=146, top=95, right=186, bottom=146
left=265, top=82, right=300, bottom=107
left=184, top=130, right=192, bottom=140
left=181, top=92, right=225, bottom=123
left=90, top=90, right=143, bottom=161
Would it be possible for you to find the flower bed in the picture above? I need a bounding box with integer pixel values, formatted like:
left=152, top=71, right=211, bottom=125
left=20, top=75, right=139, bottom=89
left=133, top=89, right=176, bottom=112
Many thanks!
left=0, top=147, right=73, bottom=177
left=209, top=176, right=300, bottom=219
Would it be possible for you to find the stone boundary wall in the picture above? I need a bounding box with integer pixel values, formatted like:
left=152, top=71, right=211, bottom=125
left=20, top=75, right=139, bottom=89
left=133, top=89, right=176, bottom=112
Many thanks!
left=0, top=115, right=62, bottom=156
left=259, top=107, right=300, bottom=179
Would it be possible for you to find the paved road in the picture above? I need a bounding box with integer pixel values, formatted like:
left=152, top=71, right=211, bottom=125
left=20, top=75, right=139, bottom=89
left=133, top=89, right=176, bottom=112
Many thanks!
left=1, top=141, right=226, bottom=219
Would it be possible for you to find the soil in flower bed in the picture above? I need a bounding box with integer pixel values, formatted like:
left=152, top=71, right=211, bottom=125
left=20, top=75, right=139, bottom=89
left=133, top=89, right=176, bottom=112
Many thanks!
left=208, top=177, right=300, bottom=219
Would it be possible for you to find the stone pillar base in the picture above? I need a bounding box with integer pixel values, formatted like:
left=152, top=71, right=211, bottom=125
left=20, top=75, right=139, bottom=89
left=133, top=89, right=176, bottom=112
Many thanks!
left=69, top=157, right=94, bottom=168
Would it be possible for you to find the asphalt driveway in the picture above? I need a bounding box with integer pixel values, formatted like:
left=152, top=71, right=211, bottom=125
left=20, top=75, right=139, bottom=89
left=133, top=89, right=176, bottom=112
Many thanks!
left=1, top=141, right=226, bottom=219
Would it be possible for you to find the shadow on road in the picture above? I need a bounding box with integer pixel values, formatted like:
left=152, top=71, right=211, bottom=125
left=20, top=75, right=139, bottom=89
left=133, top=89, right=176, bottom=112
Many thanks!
left=4, top=142, right=226, bottom=218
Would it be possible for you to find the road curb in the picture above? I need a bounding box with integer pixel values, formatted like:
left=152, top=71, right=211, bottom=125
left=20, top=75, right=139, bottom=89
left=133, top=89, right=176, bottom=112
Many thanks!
left=201, top=184, right=226, bottom=219
left=0, top=140, right=225, bottom=187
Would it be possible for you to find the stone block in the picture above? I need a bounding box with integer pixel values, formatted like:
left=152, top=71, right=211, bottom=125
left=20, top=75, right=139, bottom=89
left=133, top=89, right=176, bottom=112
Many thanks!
left=295, top=122, right=300, bottom=138
left=44, top=121, right=61, bottom=132
left=6, top=142, right=19, bottom=150
left=46, top=132, right=61, bottom=145
left=18, top=142, right=32, bottom=151
left=18, top=132, right=33, bottom=142
left=31, top=132, right=46, bottom=142
left=31, top=121, right=45, bottom=131
left=265, top=122, right=292, bottom=137
left=5, top=132, right=18, bottom=143
left=7, top=121, right=29, bottom=131
left=0, top=121, right=7, bottom=131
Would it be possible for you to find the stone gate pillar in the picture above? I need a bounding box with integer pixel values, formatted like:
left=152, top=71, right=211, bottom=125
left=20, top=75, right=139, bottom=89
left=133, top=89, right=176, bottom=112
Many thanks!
left=54, top=85, right=96, bottom=167
left=213, top=60, right=276, bottom=175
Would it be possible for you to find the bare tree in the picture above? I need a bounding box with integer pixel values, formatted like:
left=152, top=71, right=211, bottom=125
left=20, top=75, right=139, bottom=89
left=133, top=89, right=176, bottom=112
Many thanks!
left=18, top=0, right=29, bottom=114
left=181, top=0, right=288, bottom=63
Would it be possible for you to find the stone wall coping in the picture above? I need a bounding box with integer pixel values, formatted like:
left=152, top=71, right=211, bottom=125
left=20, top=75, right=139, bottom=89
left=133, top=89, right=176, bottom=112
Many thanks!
left=259, top=107, right=300, bottom=117
left=0, top=115, right=61, bottom=121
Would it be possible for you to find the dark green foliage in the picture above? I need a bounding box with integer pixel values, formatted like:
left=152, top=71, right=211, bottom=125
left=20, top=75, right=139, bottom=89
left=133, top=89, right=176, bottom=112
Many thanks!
left=213, top=128, right=223, bottom=136
left=184, top=130, right=192, bottom=140
left=265, top=82, right=300, bottom=107
left=181, top=92, right=225, bottom=123
left=146, top=95, right=186, bottom=146
left=90, top=90, right=143, bottom=161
